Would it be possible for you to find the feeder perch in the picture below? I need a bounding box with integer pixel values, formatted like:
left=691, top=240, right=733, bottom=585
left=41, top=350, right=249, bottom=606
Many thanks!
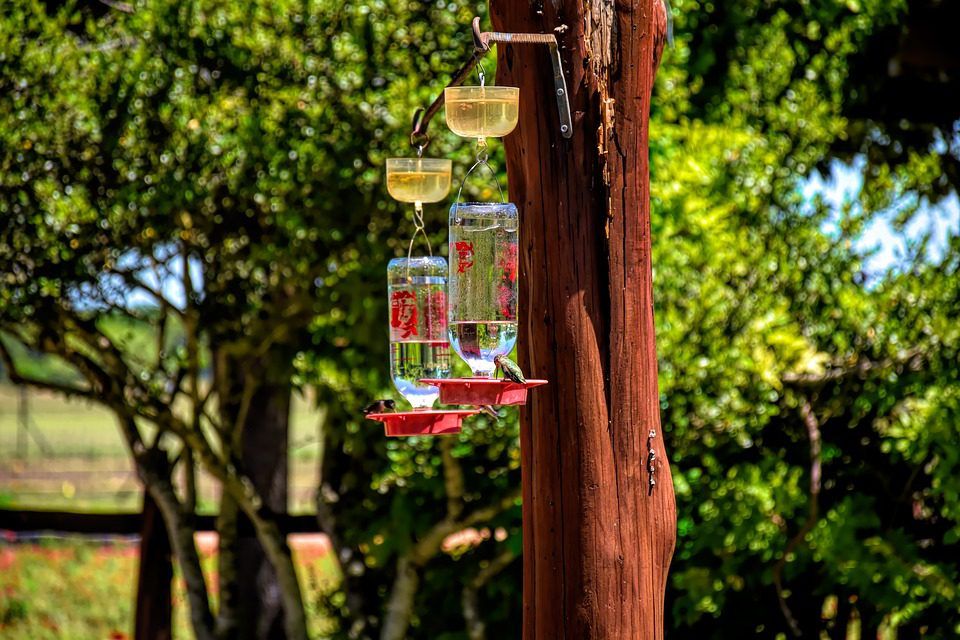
left=421, top=378, right=548, bottom=406
left=366, top=409, right=479, bottom=437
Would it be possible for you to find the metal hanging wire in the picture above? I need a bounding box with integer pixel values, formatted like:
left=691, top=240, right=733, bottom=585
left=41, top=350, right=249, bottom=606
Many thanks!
left=450, top=59, right=504, bottom=211
left=407, top=202, right=433, bottom=259
left=405, top=200, right=433, bottom=282
left=402, top=139, right=434, bottom=282
left=454, top=144, right=505, bottom=210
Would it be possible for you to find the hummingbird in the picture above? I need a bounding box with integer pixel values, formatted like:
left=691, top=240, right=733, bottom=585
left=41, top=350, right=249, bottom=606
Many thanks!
left=479, top=405, right=502, bottom=420
left=494, top=355, right=526, bottom=384
left=361, top=399, right=396, bottom=415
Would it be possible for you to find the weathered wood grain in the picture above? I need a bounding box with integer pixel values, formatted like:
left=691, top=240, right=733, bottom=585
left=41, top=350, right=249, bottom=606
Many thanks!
left=488, top=1, right=676, bottom=637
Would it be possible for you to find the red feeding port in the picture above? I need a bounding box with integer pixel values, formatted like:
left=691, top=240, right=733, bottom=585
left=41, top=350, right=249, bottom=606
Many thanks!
left=366, top=410, right=479, bottom=437
left=420, top=378, right=548, bottom=406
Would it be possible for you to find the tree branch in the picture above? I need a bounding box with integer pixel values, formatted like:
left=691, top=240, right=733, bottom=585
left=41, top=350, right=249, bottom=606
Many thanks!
left=216, top=490, right=242, bottom=638
left=115, top=415, right=215, bottom=640
left=25, top=311, right=306, bottom=639
left=782, top=349, right=923, bottom=387
left=315, top=484, right=370, bottom=639
left=3, top=301, right=306, bottom=638
left=440, top=438, right=465, bottom=521
left=381, top=555, right=419, bottom=640
left=0, top=334, right=93, bottom=400
left=183, top=448, right=197, bottom=514
left=109, top=267, right=183, bottom=317
left=462, top=548, right=518, bottom=640
left=96, top=0, right=134, bottom=14
left=773, top=396, right=822, bottom=638
left=380, top=487, right=522, bottom=640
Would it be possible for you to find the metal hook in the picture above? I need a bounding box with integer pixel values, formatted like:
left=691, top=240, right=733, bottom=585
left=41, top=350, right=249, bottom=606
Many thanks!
left=472, top=17, right=489, bottom=52
left=410, top=107, right=431, bottom=151
left=409, top=17, right=574, bottom=143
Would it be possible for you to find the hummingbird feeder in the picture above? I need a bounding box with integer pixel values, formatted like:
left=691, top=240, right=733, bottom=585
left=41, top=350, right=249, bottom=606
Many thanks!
left=367, top=165, right=475, bottom=436
left=410, top=18, right=561, bottom=407
left=371, top=16, right=566, bottom=431
left=385, top=158, right=452, bottom=214
left=444, top=85, right=520, bottom=143
left=427, top=200, right=549, bottom=406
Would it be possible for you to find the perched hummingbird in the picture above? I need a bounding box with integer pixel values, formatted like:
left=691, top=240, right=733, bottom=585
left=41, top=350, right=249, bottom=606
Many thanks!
left=361, top=399, right=396, bottom=415
left=494, top=355, right=526, bottom=384
left=479, top=405, right=502, bottom=420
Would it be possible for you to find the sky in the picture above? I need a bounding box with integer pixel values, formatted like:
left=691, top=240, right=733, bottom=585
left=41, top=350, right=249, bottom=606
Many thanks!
left=804, top=158, right=960, bottom=276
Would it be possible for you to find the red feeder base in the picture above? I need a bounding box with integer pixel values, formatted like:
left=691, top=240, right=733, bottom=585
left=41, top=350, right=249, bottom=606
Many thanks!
left=420, top=378, right=548, bottom=406
left=365, top=410, right=478, bottom=437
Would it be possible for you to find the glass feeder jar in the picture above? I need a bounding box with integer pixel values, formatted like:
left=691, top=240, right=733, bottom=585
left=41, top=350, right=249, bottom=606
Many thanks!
left=444, top=86, right=520, bottom=140
left=447, top=202, right=519, bottom=377
left=388, top=256, right=451, bottom=408
left=385, top=158, right=453, bottom=205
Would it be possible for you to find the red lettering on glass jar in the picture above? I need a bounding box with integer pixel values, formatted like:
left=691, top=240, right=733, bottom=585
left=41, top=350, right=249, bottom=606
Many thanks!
left=454, top=241, right=475, bottom=273
left=390, top=290, right=419, bottom=339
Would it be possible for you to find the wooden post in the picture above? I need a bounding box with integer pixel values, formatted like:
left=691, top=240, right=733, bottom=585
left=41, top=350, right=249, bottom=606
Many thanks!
left=488, top=1, right=676, bottom=638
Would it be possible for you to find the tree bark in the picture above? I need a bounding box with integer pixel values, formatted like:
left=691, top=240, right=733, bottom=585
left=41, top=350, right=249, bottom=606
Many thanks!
left=134, top=492, right=173, bottom=640
left=380, top=556, right=420, bottom=640
left=216, top=353, right=292, bottom=640
left=489, top=1, right=676, bottom=638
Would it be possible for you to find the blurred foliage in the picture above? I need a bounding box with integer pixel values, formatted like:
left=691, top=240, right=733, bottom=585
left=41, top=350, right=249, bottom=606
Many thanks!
left=654, top=1, right=960, bottom=637
left=0, top=0, right=958, bottom=639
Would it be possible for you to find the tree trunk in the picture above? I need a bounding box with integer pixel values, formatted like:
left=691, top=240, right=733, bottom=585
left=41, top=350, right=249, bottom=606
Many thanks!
left=489, top=1, right=676, bottom=638
left=216, top=353, right=292, bottom=640
left=134, top=492, right=173, bottom=640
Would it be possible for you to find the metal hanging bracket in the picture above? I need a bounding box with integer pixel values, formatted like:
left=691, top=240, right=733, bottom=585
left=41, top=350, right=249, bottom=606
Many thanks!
left=410, top=16, right=573, bottom=149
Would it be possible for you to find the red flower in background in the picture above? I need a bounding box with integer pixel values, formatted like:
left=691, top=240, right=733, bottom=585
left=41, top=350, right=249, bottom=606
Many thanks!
left=497, top=285, right=515, bottom=320
left=498, top=243, right=518, bottom=283
left=426, top=289, right=447, bottom=340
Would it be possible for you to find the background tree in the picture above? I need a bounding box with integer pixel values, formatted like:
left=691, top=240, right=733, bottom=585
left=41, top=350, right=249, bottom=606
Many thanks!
left=654, top=0, right=960, bottom=636
left=0, top=0, right=488, bottom=637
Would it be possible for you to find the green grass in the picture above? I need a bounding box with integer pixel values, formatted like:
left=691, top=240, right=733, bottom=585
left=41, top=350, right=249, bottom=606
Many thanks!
left=0, top=384, right=326, bottom=513
left=0, top=536, right=339, bottom=640
left=0, top=384, right=336, bottom=636
left=0, top=386, right=124, bottom=459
